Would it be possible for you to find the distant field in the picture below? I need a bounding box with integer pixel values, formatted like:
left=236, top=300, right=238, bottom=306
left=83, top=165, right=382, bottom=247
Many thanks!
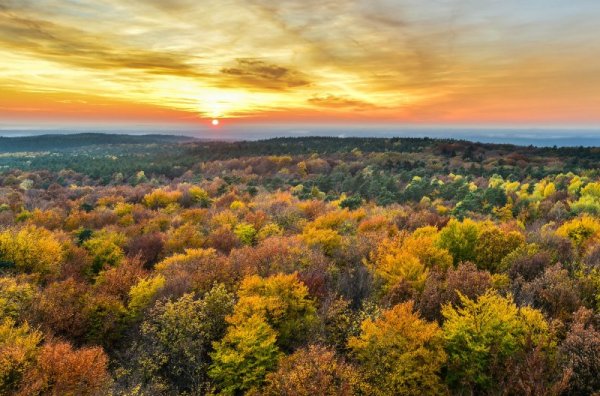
left=0, top=133, right=195, bottom=152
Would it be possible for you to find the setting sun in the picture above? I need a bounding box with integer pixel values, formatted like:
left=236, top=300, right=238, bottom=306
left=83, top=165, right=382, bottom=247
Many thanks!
left=211, top=119, right=220, bottom=126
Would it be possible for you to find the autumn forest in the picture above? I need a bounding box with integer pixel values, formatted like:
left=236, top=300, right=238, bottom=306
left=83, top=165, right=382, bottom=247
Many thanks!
left=1, top=135, right=600, bottom=395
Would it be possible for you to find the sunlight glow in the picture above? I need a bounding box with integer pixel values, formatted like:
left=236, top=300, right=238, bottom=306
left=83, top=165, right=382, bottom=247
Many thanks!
left=1, top=1, right=599, bottom=125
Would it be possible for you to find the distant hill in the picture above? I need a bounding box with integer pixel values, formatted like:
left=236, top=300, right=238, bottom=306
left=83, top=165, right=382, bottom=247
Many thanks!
left=0, top=133, right=196, bottom=152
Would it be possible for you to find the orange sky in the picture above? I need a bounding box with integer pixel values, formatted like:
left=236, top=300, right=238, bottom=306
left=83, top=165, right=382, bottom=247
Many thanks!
left=1, top=1, right=600, bottom=128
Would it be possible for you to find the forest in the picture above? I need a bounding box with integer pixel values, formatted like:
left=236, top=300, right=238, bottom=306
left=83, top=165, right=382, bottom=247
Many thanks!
left=1, top=134, right=600, bottom=395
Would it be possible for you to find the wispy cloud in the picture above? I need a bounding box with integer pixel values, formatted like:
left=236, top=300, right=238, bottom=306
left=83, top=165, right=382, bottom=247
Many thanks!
left=0, top=11, right=208, bottom=78
left=220, top=58, right=310, bottom=90
left=308, top=94, right=377, bottom=110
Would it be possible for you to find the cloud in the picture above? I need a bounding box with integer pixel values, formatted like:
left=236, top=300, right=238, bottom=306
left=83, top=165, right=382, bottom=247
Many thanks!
left=220, top=58, right=310, bottom=90
left=0, top=10, right=208, bottom=78
left=308, top=94, right=378, bottom=110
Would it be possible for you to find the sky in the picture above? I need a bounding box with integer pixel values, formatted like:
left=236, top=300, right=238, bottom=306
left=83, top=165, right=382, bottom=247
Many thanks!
left=1, top=0, right=600, bottom=130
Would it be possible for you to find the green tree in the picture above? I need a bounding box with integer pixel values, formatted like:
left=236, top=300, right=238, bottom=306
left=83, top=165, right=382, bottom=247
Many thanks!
left=438, top=219, right=480, bottom=265
left=82, top=231, right=125, bottom=274
left=442, top=291, right=549, bottom=394
left=472, top=225, right=525, bottom=272
left=482, top=186, right=507, bottom=211
left=0, top=277, right=36, bottom=321
left=188, top=186, right=213, bottom=208
left=234, top=223, right=257, bottom=246
left=339, top=195, right=362, bottom=210
left=209, top=314, right=281, bottom=395
left=136, top=284, right=234, bottom=393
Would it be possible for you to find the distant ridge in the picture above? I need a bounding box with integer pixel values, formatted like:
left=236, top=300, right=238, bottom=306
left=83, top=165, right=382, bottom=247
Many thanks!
left=0, top=133, right=196, bottom=152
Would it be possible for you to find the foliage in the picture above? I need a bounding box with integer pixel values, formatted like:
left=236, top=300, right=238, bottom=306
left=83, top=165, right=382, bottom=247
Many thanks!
left=339, top=195, right=363, bottom=210
left=128, top=275, right=166, bottom=319
left=209, top=314, right=281, bottom=395
left=301, top=226, right=343, bottom=256
left=0, top=136, right=600, bottom=394
left=18, top=341, right=110, bottom=396
left=143, top=189, right=183, bottom=209
left=35, top=278, right=91, bottom=342
left=230, top=273, right=317, bottom=351
left=438, top=219, right=480, bottom=265
left=234, top=223, right=257, bottom=246
left=0, top=277, right=36, bottom=321
left=0, top=226, right=63, bottom=277
left=348, top=301, right=447, bottom=395
left=419, top=262, right=492, bottom=321
left=0, top=319, right=42, bottom=394
left=520, top=264, right=581, bottom=320
left=82, top=230, right=125, bottom=274
left=556, top=215, right=600, bottom=250
left=188, top=186, right=213, bottom=208
left=136, top=284, right=234, bottom=393
left=262, top=345, right=360, bottom=396
left=442, top=291, right=550, bottom=394
left=154, top=248, right=232, bottom=294
left=367, top=242, right=428, bottom=293
left=366, top=231, right=452, bottom=295
left=472, top=224, right=525, bottom=272
left=559, top=308, right=600, bottom=395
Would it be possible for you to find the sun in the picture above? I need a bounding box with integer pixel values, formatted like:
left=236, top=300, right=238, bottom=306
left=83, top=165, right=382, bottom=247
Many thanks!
left=211, top=119, right=219, bottom=126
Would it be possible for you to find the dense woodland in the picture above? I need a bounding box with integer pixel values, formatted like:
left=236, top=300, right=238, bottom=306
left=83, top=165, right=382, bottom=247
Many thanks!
left=1, top=134, right=600, bottom=395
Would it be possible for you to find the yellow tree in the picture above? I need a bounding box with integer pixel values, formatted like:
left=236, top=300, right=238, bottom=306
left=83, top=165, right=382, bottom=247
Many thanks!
left=366, top=236, right=429, bottom=293
left=556, top=215, right=600, bottom=251
left=127, top=275, right=165, bottom=320
left=348, top=301, right=447, bottom=395
left=229, top=273, right=317, bottom=351
left=143, top=189, right=183, bottom=209
left=0, top=319, right=42, bottom=394
left=82, top=230, right=125, bottom=274
left=0, top=277, right=36, bottom=320
left=0, top=226, right=64, bottom=277
left=210, top=273, right=317, bottom=394
left=301, top=226, right=342, bottom=256
left=403, top=226, right=453, bottom=270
